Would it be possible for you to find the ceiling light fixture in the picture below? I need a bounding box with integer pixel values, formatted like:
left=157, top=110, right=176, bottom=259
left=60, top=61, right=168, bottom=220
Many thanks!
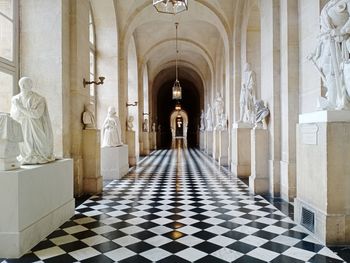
left=153, top=0, right=188, bottom=15
left=172, top=22, right=182, bottom=100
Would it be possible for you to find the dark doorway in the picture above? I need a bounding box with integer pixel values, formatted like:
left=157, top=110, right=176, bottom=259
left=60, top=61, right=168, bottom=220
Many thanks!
left=175, top=116, right=183, bottom=137
left=156, top=79, right=200, bottom=148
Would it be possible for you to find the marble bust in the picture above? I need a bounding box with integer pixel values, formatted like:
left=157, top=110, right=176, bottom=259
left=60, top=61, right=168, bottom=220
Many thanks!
left=143, top=118, right=149, bottom=132
left=127, top=116, right=134, bottom=131
left=102, top=106, right=123, bottom=147
left=10, top=77, right=55, bottom=164
left=152, top=123, right=156, bottom=132
left=82, top=103, right=96, bottom=129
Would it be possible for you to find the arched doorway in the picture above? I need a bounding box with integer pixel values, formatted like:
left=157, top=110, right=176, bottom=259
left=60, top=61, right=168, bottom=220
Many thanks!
left=170, top=110, right=188, bottom=139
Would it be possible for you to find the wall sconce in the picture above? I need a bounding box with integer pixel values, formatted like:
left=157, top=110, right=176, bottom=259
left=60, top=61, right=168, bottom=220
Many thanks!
left=126, top=101, right=138, bottom=107
left=83, top=76, right=105, bottom=87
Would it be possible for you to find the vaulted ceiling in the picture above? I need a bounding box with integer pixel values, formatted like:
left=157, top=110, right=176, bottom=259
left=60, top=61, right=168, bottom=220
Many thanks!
left=115, top=0, right=236, bottom=88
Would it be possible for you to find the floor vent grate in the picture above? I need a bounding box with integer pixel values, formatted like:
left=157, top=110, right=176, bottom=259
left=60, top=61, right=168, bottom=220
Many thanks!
left=301, top=207, right=315, bottom=233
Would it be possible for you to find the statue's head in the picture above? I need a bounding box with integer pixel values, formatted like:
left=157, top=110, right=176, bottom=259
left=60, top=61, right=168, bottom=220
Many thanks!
left=245, top=62, right=251, bottom=71
left=19, top=77, right=33, bottom=94
left=85, top=103, right=94, bottom=112
left=128, top=116, right=134, bottom=122
left=108, top=106, right=116, bottom=116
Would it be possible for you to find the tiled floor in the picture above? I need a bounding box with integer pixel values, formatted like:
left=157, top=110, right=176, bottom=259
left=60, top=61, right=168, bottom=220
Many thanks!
left=1, top=149, right=347, bottom=262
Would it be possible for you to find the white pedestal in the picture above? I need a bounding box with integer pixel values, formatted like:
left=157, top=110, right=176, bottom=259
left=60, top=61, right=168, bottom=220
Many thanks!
left=213, top=130, right=220, bottom=160
left=101, top=145, right=129, bottom=180
left=150, top=132, right=157, bottom=150
left=141, top=132, right=150, bottom=155
left=0, top=159, right=74, bottom=258
left=295, top=111, right=350, bottom=245
left=249, top=128, right=269, bottom=194
left=231, top=123, right=253, bottom=177
left=206, top=131, right=213, bottom=156
left=83, top=129, right=102, bottom=194
left=200, top=131, right=205, bottom=150
left=127, top=131, right=136, bottom=166
left=219, top=130, right=229, bottom=166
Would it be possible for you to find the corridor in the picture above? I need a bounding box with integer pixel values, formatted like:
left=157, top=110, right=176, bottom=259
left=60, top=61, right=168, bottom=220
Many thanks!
left=2, top=149, right=345, bottom=263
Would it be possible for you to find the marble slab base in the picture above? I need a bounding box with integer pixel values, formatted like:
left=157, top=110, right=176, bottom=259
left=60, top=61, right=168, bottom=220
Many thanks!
left=101, top=145, right=129, bottom=180
left=0, top=159, right=74, bottom=258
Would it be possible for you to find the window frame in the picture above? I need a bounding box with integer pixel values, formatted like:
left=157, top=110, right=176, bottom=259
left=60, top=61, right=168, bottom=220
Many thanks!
left=0, top=0, right=19, bottom=98
left=88, top=3, right=97, bottom=115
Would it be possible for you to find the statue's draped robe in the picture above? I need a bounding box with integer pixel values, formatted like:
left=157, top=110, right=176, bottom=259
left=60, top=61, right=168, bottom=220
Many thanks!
left=11, top=91, right=54, bottom=164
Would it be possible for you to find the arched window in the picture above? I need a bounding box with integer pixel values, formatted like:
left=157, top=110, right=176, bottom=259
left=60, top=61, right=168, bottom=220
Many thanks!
left=89, top=4, right=96, bottom=111
left=0, top=0, right=18, bottom=112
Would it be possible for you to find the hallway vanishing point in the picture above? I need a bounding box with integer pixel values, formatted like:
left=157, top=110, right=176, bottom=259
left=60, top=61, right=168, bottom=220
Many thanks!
left=2, top=149, right=345, bottom=263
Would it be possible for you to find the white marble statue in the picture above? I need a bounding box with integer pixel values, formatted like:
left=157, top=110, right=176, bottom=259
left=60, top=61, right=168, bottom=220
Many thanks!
left=205, top=104, right=213, bottom=131
left=152, top=123, right=156, bottom=132
left=200, top=109, right=206, bottom=131
left=10, top=77, right=55, bottom=164
left=214, top=91, right=225, bottom=130
left=308, top=0, right=350, bottom=110
left=255, top=100, right=270, bottom=129
left=127, top=116, right=134, bottom=131
left=143, top=118, right=149, bottom=132
left=82, top=103, right=96, bottom=129
left=102, top=106, right=123, bottom=147
left=239, top=63, right=256, bottom=124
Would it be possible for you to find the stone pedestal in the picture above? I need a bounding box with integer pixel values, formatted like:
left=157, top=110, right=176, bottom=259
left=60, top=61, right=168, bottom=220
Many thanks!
left=101, top=145, right=129, bottom=180
left=141, top=132, right=150, bottom=155
left=249, top=128, right=269, bottom=194
left=206, top=131, right=213, bottom=156
left=213, top=130, right=220, bottom=160
left=0, top=160, right=74, bottom=258
left=149, top=132, right=156, bottom=150
left=231, top=123, right=253, bottom=177
left=82, top=129, right=102, bottom=194
left=219, top=130, right=229, bottom=166
left=200, top=131, right=205, bottom=150
left=295, top=111, right=350, bottom=245
left=127, top=130, right=136, bottom=166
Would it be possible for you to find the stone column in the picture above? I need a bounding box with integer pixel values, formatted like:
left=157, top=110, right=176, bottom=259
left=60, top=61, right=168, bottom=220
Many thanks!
left=295, top=111, right=350, bottom=245
left=231, top=122, right=253, bottom=177
left=82, top=129, right=102, bottom=194
left=127, top=131, right=136, bottom=166
left=249, top=128, right=269, bottom=194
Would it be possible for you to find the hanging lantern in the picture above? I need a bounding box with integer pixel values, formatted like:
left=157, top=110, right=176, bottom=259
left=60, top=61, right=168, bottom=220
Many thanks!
left=153, top=0, right=188, bottom=15
left=172, top=80, right=182, bottom=100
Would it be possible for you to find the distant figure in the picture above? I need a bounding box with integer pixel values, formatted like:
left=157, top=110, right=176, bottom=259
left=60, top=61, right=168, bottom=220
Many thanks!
left=152, top=123, right=156, bottom=132
left=143, top=118, right=149, bottom=132
left=102, top=106, right=123, bottom=147
left=214, top=91, right=224, bottom=129
left=82, top=103, right=96, bottom=129
left=10, top=77, right=55, bottom=164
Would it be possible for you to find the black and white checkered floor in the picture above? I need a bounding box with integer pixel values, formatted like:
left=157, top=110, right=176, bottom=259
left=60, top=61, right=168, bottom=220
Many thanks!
left=2, top=149, right=347, bottom=262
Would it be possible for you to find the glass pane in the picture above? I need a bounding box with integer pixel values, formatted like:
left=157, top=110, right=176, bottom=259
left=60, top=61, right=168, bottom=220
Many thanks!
left=0, top=15, right=13, bottom=61
left=0, top=71, right=13, bottom=112
left=0, top=0, right=13, bottom=19
left=90, top=86, right=95, bottom=97
left=89, top=22, right=94, bottom=44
